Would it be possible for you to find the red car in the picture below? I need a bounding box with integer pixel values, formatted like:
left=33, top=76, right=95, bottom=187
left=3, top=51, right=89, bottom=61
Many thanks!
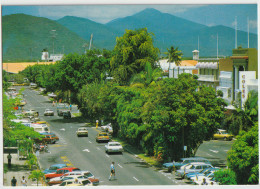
left=45, top=167, right=80, bottom=180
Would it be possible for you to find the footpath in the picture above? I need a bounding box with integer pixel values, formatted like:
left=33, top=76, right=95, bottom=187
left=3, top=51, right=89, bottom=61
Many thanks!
left=3, top=154, right=44, bottom=187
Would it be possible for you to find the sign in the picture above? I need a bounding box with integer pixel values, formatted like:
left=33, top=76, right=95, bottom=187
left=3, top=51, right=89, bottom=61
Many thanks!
left=239, top=71, right=256, bottom=107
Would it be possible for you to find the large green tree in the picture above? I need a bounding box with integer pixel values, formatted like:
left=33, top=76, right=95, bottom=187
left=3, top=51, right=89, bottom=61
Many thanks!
left=165, top=46, right=183, bottom=66
left=227, top=122, right=258, bottom=184
left=110, top=28, right=159, bottom=85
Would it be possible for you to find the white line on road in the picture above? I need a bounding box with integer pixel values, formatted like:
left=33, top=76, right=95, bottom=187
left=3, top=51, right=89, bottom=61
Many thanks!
left=117, top=164, right=123, bottom=168
left=96, top=147, right=100, bottom=150
left=206, top=153, right=213, bottom=157
left=133, top=177, right=139, bottom=181
left=209, top=149, right=219, bottom=153
left=89, top=141, right=92, bottom=143
left=60, top=128, right=65, bottom=131
left=83, top=149, right=90, bottom=152
left=106, top=154, right=110, bottom=158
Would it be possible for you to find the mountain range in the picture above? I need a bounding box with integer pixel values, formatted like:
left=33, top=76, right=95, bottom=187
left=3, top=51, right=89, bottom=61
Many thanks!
left=2, top=8, right=258, bottom=62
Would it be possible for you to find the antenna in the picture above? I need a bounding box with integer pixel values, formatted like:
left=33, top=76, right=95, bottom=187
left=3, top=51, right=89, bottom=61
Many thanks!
left=235, top=17, right=237, bottom=49
left=217, top=33, right=218, bottom=59
left=89, top=34, right=93, bottom=50
left=248, top=16, right=249, bottom=48
left=198, top=36, right=199, bottom=51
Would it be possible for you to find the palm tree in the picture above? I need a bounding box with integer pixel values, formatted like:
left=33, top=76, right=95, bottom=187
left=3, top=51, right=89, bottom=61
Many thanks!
left=165, top=46, right=183, bottom=67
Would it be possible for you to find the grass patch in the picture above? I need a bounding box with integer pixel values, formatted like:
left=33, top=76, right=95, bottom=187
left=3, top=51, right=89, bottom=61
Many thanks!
left=72, top=112, right=82, bottom=117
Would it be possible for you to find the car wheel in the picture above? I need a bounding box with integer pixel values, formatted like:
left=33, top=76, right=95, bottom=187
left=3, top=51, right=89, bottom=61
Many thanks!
left=86, top=134, right=88, bottom=137
left=224, top=137, right=227, bottom=141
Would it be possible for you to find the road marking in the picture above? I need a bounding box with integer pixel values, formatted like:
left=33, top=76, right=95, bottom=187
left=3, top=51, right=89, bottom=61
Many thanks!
left=60, top=128, right=65, bottom=131
left=117, top=164, right=123, bottom=168
left=83, top=149, right=90, bottom=152
left=89, top=141, right=92, bottom=143
left=61, top=156, right=67, bottom=159
left=206, top=153, right=213, bottom=157
left=209, top=149, right=219, bottom=153
left=96, top=147, right=100, bottom=150
left=106, top=154, right=110, bottom=158
left=133, top=177, right=139, bottom=181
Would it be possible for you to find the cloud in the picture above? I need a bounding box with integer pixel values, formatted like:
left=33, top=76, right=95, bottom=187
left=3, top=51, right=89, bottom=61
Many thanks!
left=37, top=5, right=207, bottom=23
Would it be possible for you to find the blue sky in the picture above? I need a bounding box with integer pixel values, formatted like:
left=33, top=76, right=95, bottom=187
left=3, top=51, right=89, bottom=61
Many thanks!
left=1, top=4, right=258, bottom=33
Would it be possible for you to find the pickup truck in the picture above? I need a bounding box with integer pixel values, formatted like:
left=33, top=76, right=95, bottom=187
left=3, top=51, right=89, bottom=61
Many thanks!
left=45, top=167, right=80, bottom=180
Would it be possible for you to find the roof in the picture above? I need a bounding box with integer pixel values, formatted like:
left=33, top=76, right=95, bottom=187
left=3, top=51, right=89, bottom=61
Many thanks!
left=158, top=59, right=198, bottom=70
left=3, top=62, right=55, bottom=74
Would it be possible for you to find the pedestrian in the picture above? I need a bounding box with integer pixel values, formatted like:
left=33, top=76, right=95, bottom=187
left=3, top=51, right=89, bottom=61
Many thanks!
left=7, top=152, right=12, bottom=168
left=109, top=162, right=115, bottom=181
left=11, top=176, right=17, bottom=186
left=52, top=101, right=55, bottom=106
left=201, top=178, right=208, bottom=185
left=69, top=104, right=72, bottom=110
left=21, top=176, right=27, bottom=186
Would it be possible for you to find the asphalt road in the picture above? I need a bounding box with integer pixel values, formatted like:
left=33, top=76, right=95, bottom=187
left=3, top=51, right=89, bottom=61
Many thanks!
left=19, top=86, right=183, bottom=186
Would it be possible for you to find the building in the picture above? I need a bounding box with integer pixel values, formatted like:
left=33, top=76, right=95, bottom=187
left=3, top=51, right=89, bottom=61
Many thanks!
left=49, top=54, right=64, bottom=62
left=195, top=58, right=220, bottom=90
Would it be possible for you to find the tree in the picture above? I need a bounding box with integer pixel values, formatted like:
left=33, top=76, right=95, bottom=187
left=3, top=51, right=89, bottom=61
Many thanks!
left=165, top=46, right=183, bottom=66
left=214, top=169, right=237, bottom=185
left=110, top=28, right=159, bottom=85
left=227, top=122, right=258, bottom=184
left=28, top=170, right=45, bottom=186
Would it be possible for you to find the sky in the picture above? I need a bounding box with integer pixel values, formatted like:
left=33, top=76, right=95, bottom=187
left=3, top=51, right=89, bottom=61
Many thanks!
left=1, top=2, right=258, bottom=34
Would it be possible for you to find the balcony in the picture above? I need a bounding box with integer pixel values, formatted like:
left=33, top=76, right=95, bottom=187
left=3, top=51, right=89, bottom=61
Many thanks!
left=196, top=74, right=218, bottom=82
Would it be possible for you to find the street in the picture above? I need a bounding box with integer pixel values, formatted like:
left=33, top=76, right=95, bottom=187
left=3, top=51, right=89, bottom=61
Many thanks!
left=17, top=85, right=233, bottom=185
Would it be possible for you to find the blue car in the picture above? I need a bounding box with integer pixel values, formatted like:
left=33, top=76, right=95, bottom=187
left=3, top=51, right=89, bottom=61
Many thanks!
left=185, top=167, right=219, bottom=180
left=43, top=164, right=68, bottom=174
left=162, top=157, right=211, bottom=172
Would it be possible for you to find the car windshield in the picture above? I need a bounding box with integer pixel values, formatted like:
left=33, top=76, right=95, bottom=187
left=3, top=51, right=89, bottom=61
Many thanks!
left=99, top=134, right=108, bottom=136
left=84, top=172, right=93, bottom=177
left=49, top=166, right=59, bottom=170
left=110, top=143, right=120, bottom=146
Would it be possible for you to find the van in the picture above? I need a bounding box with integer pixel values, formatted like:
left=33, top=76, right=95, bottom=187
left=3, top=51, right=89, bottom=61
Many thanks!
left=30, top=123, right=50, bottom=134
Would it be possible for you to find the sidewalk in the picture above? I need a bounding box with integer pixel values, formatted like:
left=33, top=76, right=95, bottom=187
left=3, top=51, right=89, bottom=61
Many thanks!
left=3, top=154, right=44, bottom=187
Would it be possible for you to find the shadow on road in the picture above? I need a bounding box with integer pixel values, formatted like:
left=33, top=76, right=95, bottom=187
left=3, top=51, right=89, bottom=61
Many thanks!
left=124, top=161, right=151, bottom=168
left=49, top=117, right=88, bottom=124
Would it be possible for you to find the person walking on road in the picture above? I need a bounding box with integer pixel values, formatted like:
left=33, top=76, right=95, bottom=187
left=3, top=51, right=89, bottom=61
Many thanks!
left=11, top=176, right=17, bottom=186
left=109, top=162, right=115, bottom=181
left=21, top=176, right=27, bottom=186
left=7, top=152, right=12, bottom=168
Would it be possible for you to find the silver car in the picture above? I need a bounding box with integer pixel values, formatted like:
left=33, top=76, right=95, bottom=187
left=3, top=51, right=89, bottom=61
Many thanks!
left=176, top=162, right=213, bottom=178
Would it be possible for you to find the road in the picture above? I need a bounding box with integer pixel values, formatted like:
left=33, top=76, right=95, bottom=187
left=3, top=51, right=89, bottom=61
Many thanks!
left=19, top=86, right=183, bottom=186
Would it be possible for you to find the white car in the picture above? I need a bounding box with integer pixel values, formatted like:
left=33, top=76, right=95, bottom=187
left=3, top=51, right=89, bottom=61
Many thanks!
left=105, top=142, right=123, bottom=154
left=101, top=123, right=113, bottom=134
left=76, top=127, right=88, bottom=137
left=44, top=109, right=54, bottom=116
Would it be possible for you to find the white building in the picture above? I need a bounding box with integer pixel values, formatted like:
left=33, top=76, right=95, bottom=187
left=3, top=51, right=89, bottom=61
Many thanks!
left=49, top=54, right=64, bottom=62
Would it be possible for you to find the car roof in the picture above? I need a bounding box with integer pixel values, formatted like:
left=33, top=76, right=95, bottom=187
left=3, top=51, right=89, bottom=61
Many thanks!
left=98, top=132, right=108, bottom=134
left=108, top=142, right=120, bottom=144
left=181, top=157, right=208, bottom=161
left=57, top=167, right=79, bottom=171
left=186, top=162, right=211, bottom=165
left=50, top=164, right=67, bottom=167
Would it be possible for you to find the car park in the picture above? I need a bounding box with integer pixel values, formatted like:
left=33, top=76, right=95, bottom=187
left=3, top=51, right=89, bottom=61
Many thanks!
left=43, top=164, right=68, bottom=174
left=40, top=132, right=59, bottom=142
left=35, top=133, right=56, bottom=144
left=185, top=167, right=219, bottom=180
left=162, top=157, right=211, bottom=172
left=76, top=127, right=88, bottom=137
left=213, top=129, right=233, bottom=141
left=96, top=132, right=110, bottom=143
left=176, top=162, right=214, bottom=179
left=44, top=109, right=54, bottom=116
left=36, top=121, right=50, bottom=127
left=105, top=142, right=123, bottom=154
left=190, top=172, right=218, bottom=185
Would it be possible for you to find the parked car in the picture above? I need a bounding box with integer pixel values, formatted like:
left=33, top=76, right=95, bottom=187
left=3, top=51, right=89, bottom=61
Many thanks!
left=96, top=132, right=110, bottom=143
left=36, top=121, right=50, bottom=127
left=43, top=164, right=68, bottom=174
left=101, top=123, right=113, bottom=134
left=213, top=129, right=233, bottom=141
left=76, top=127, right=88, bottom=137
left=105, top=142, right=123, bottom=154
left=176, top=162, right=214, bottom=179
left=48, top=171, right=99, bottom=186
left=59, top=179, right=93, bottom=186
left=63, top=110, right=71, bottom=119
left=185, top=167, right=219, bottom=180
left=40, top=132, right=59, bottom=142
left=44, top=109, right=54, bottom=116
left=45, top=167, right=80, bottom=180
left=191, top=172, right=218, bottom=185
left=162, top=157, right=211, bottom=172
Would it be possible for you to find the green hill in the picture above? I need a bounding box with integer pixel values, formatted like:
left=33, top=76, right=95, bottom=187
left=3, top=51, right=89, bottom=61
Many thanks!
left=2, top=14, right=88, bottom=62
left=57, top=16, right=120, bottom=50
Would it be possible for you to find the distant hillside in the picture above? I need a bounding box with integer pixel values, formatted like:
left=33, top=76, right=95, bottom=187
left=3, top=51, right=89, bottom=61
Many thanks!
left=2, top=14, right=88, bottom=62
left=57, top=16, right=120, bottom=50
left=2, top=9, right=258, bottom=61
left=106, top=8, right=258, bottom=57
